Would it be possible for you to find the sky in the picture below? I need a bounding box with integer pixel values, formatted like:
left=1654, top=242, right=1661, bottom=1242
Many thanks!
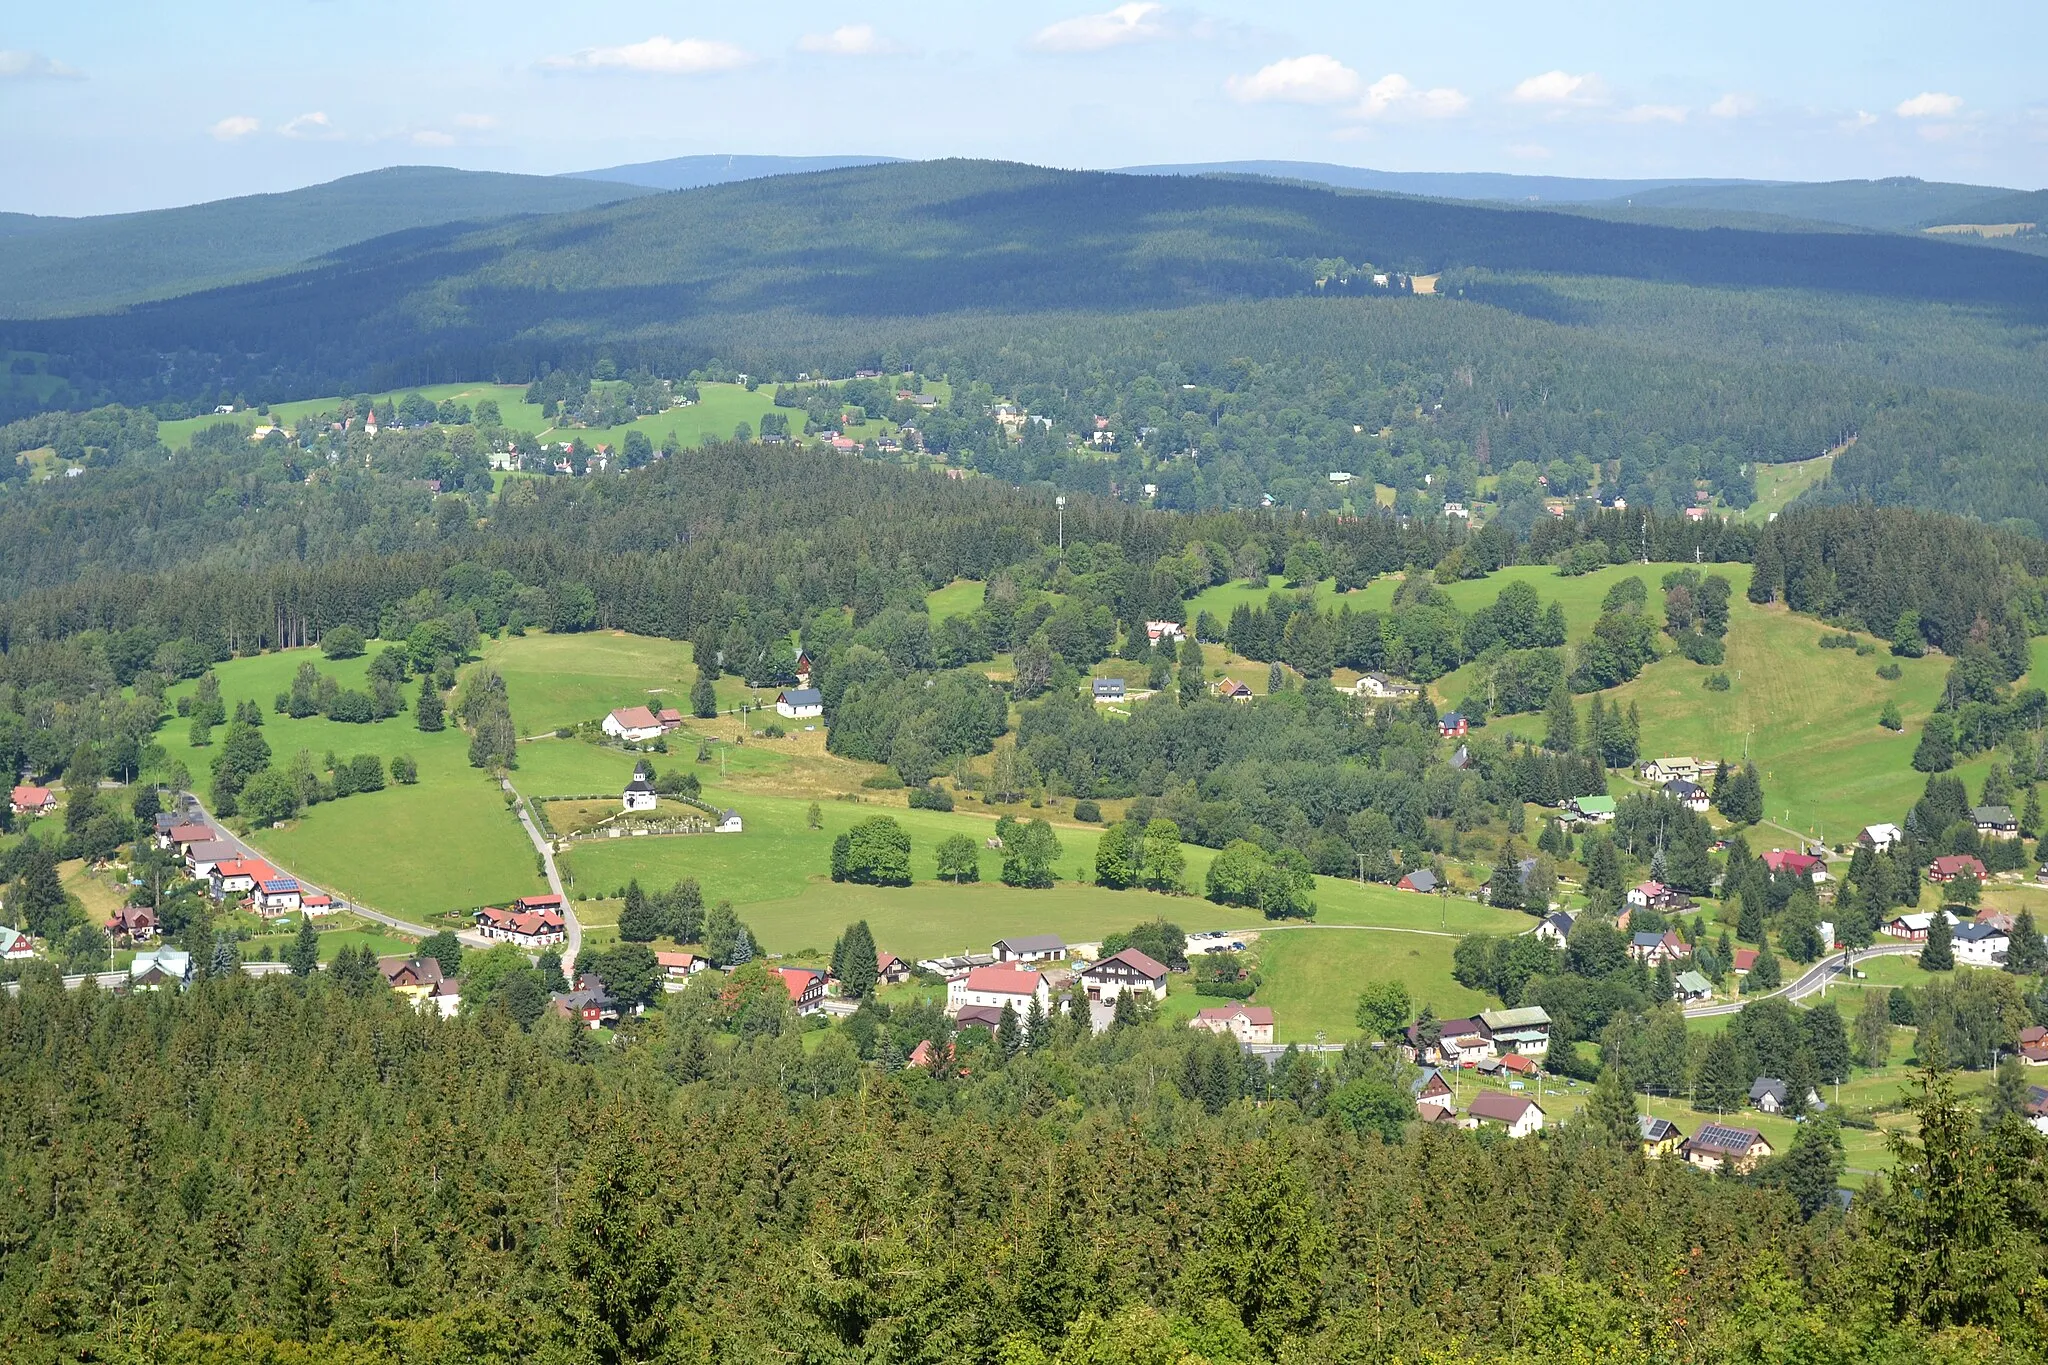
left=3, top=1, right=2045, bottom=216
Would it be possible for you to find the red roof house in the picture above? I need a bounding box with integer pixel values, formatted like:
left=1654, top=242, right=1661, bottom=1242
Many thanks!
left=1761, top=849, right=1826, bottom=881
left=9, top=786, right=55, bottom=815
left=1928, top=854, right=1988, bottom=884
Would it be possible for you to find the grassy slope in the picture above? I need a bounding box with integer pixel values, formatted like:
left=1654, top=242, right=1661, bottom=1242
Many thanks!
left=162, top=649, right=545, bottom=919
left=1744, top=455, right=1836, bottom=523
left=1252, top=928, right=1490, bottom=1042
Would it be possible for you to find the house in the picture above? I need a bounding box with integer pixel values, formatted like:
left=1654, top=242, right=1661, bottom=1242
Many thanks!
left=105, top=906, right=158, bottom=942
left=1535, top=910, right=1576, bottom=945
left=1078, top=948, right=1170, bottom=1003
left=1974, top=806, right=2021, bottom=840
left=1629, top=930, right=1691, bottom=965
left=623, top=768, right=658, bottom=812
left=2025, top=1086, right=2048, bottom=1136
left=993, top=934, right=1067, bottom=963
left=948, top=965, right=1050, bottom=1015
left=779, top=967, right=828, bottom=1016
left=1640, top=757, right=1702, bottom=785
left=1627, top=880, right=1674, bottom=910
left=954, top=1004, right=1009, bottom=1030
left=183, top=839, right=239, bottom=878
left=1749, top=1077, right=1789, bottom=1114
left=301, top=893, right=335, bottom=916
left=1396, top=868, right=1439, bottom=894
left=1638, top=1115, right=1686, bottom=1159
left=129, top=947, right=192, bottom=990
left=1499, top=1053, right=1537, bottom=1078
left=9, top=785, right=55, bottom=816
left=1661, top=779, right=1710, bottom=813
left=918, top=951, right=997, bottom=976
left=474, top=895, right=566, bottom=948
left=1731, top=947, right=1758, bottom=975
left=1465, top=1091, right=1545, bottom=1138
left=1216, top=677, right=1253, bottom=703
left=1092, top=677, right=1127, bottom=703
left=1860, top=823, right=1903, bottom=853
left=1567, top=795, right=1616, bottom=824
left=1954, top=920, right=2011, bottom=966
left=656, top=951, right=706, bottom=990
left=907, top=1038, right=959, bottom=1070
left=1448, top=744, right=1471, bottom=771
left=1885, top=910, right=1959, bottom=942
left=427, top=977, right=462, bottom=1019
left=656, top=707, right=685, bottom=731
left=0, top=926, right=34, bottom=962
left=1761, top=849, right=1828, bottom=882
left=1478, top=1006, right=1553, bottom=1056
left=210, top=857, right=276, bottom=900
left=1145, top=620, right=1184, bottom=644
left=1926, top=854, right=1986, bottom=885
left=1355, top=673, right=1421, bottom=701
left=1406, top=1017, right=1491, bottom=1067
left=1683, top=1124, right=1773, bottom=1173
left=163, top=821, right=216, bottom=851
left=2025, top=1035, right=2048, bottom=1068
left=775, top=688, right=824, bottom=719
left=876, top=950, right=910, bottom=985
left=602, top=706, right=665, bottom=743
left=380, top=956, right=444, bottom=1002
left=551, top=986, right=613, bottom=1030
left=252, top=877, right=302, bottom=916
left=1411, top=1067, right=1457, bottom=1116
left=1674, top=969, right=1713, bottom=1002
left=1437, top=712, right=1468, bottom=739
left=1190, top=1003, right=1276, bottom=1045
left=1327, top=471, right=1355, bottom=486
left=715, top=809, right=743, bottom=834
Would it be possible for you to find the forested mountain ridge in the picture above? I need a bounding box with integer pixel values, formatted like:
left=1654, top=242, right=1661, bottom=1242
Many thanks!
left=563, top=151, right=903, bottom=191
left=0, top=166, right=654, bottom=319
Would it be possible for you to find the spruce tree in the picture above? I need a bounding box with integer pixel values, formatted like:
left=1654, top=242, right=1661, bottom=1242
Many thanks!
left=1693, top=1031, right=1746, bottom=1114
left=415, top=678, right=445, bottom=732
left=1024, top=996, right=1048, bottom=1050
left=1112, top=989, right=1140, bottom=1029
left=286, top=917, right=320, bottom=977
left=2006, top=909, right=2047, bottom=975
left=1587, top=1062, right=1641, bottom=1149
left=1779, top=1112, right=1845, bottom=1219
left=692, top=668, right=718, bottom=719
left=1854, top=991, right=1895, bottom=1068
left=1749, top=938, right=1781, bottom=991
left=1736, top=892, right=1765, bottom=944
left=1543, top=682, right=1579, bottom=753
left=997, top=1002, right=1022, bottom=1055
left=839, top=921, right=879, bottom=999
left=618, top=879, right=663, bottom=942
left=1489, top=839, right=1524, bottom=911
left=1919, top=912, right=1955, bottom=971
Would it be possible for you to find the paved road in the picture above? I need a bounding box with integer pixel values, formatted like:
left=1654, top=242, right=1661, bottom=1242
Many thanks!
left=180, top=792, right=490, bottom=950
left=1682, top=942, right=1920, bottom=1018
left=501, top=776, right=580, bottom=977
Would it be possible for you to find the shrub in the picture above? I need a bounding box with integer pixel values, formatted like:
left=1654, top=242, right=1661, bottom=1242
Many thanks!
left=1879, top=701, right=1903, bottom=731
left=1876, top=661, right=1903, bottom=680
left=1072, top=799, right=1102, bottom=822
left=1703, top=673, right=1731, bottom=691
left=1818, top=631, right=1859, bottom=650
left=321, top=625, right=366, bottom=660
left=861, top=770, right=905, bottom=790
left=763, top=723, right=786, bottom=738
left=907, top=784, right=954, bottom=811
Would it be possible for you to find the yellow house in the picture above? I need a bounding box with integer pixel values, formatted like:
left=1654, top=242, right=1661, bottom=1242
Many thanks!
left=1638, top=1115, right=1685, bottom=1159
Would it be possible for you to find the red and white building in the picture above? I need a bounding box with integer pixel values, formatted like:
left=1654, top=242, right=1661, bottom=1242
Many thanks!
left=1190, top=1003, right=1275, bottom=1045
left=210, top=857, right=276, bottom=900
left=1927, top=854, right=1988, bottom=885
left=1761, top=849, right=1827, bottom=882
left=602, top=706, right=664, bottom=743
left=779, top=967, right=828, bottom=1015
left=474, top=894, right=567, bottom=947
left=10, top=786, right=55, bottom=816
left=252, top=876, right=303, bottom=916
left=947, top=964, right=1050, bottom=1016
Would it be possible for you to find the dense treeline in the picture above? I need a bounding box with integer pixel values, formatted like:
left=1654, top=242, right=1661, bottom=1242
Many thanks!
left=2, top=969, right=2044, bottom=1363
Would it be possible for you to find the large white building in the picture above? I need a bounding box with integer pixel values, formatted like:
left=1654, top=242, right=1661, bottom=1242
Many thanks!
left=603, top=706, right=664, bottom=743
left=946, top=965, right=1050, bottom=1016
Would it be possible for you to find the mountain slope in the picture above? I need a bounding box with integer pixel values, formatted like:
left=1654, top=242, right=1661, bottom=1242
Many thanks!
left=563, top=153, right=902, bottom=191
left=1116, top=160, right=1766, bottom=203
left=1604, top=176, right=2016, bottom=230
left=0, top=166, right=655, bottom=319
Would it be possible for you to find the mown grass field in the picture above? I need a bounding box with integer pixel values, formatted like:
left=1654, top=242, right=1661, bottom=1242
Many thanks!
left=482, top=631, right=781, bottom=735
left=1249, top=928, right=1489, bottom=1042
left=1743, top=454, right=1836, bottom=523
left=925, top=580, right=987, bottom=621
left=160, top=648, right=545, bottom=919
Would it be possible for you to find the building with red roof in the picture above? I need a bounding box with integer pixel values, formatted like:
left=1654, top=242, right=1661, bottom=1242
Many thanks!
left=1928, top=854, right=1988, bottom=884
left=1761, top=849, right=1827, bottom=882
left=9, top=786, right=55, bottom=816
left=602, top=706, right=664, bottom=742
left=779, top=967, right=827, bottom=1015
left=947, top=964, right=1049, bottom=1016
left=474, top=901, right=566, bottom=947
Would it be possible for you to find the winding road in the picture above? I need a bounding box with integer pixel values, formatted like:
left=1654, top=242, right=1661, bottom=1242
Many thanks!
left=500, top=776, right=580, bottom=977
left=1681, top=941, right=1922, bottom=1018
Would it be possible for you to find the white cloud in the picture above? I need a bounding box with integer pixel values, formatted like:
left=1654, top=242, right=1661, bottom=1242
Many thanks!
left=1356, top=73, right=1468, bottom=120
left=1509, top=70, right=1604, bottom=105
left=454, top=113, right=499, bottom=130
left=799, top=24, right=895, bottom=56
left=1031, top=3, right=1168, bottom=54
left=279, top=111, right=340, bottom=140
left=1619, top=104, right=1687, bottom=124
left=1227, top=54, right=1361, bottom=105
left=0, top=49, right=82, bottom=80
left=1895, top=90, right=1962, bottom=119
left=1841, top=109, right=1879, bottom=131
left=542, top=35, right=755, bottom=75
left=1708, top=92, right=1758, bottom=119
left=210, top=114, right=261, bottom=141
left=412, top=130, right=457, bottom=147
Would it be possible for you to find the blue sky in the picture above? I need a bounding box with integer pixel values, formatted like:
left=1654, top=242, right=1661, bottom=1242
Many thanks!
left=4, top=1, right=2044, bottom=215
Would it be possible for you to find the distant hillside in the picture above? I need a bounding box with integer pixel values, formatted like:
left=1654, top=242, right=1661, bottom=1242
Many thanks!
left=0, top=166, right=654, bottom=319
left=1602, top=177, right=2012, bottom=230
left=1116, top=160, right=1761, bottom=203
left=1923, top=188, right=2048, bottom=227
left=564, top=153, right=902, bottom=192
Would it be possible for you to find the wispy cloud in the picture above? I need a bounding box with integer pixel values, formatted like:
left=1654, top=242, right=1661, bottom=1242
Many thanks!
left=0, top=49, right=82, bottom=81
left=1356, top=73, right=1467, bottom=120
left=1619, top=104, right=1687, bottom=124
left=1841, top=109, right=1879, bottom=131
left=1031, top=3, right=1168, bottom=54
left=1227, top=58, right=1464, bottom=121
left=1509, top=70, right=1605, bottom=106
left=1708, top=92, right=1758, bottom=119
left=279, top=111, right=340, bottom=140
left=1895, top=91, right=1962, bottom=119
left=453, top=113, right=498, bottom=130
left=541, top=36, right=755, bottom=75
left=210, top=114, right=261, bottom=141
left=799, top=24, right=897, bottom=57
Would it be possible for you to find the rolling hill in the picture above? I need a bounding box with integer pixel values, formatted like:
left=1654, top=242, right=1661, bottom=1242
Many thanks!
left=564, top=152, right=902, bottom=191
left=1116, top=160, right=1769, bottom=203
left=0, top=166, right=654, bottom=319
left=1602, top=176, right=2020, bottom=231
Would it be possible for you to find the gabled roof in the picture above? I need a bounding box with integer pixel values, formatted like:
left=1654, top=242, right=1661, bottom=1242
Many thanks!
left=1661, top=779, right=1707, bottom=797
left=167, top=822, right=216, bottom=842
left=1086, top=947, right=1169, bottom=981
left=1638, top=1115, right=1682, bottom=1142
left=608, top=705, right=660, bottom=729
left=995, top=933, right=1065, bottom=954
left=1398, top=869, right=1438, bottom=892
left=1675, top=970, right=1712, bottom=994
left=10, top=785, right=53, bottom=805
left=212, top=858, right=276, bottom=882
left=1196, top=1003, right=1275, bottom=1026
left=1749, top=1077, right=1786, bottom=1103
left=1973, top=805, right=2018, bottom=824
left=1468, top=1091, right=1539, bottom=1124
left=1572, top=795, right=1616, bottom=814
left=778, top=966, right=825, bottom=1000
left=1689, top=1123, right=1767, bottom=1155
left=1478, top=1006, right=1551, bottom=1031
left=1954, top=921, right=2009, bottom=943
left=1092, top=677, right=1125, bottom=694
left=778, top=688, right=823, bottom=706
left=962, top=965, right=1043, bottom=995
left=1542, top=910, right=1575, bottom=934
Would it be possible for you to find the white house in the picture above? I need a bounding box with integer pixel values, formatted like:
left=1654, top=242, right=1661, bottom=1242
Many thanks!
left=947, top=965, right=1050, bottom=1015
left=1078, top=948, right=1170, bottom=1003
left=1640, top=757, right=1702, bottom=785
left=0, top=926, right=35, bottom=962
left=775, top=688, right=823, bottom=719
left=252, top=877, right=302, bottom=916
left=1145, top=620, right=1184, bottom=644
left=1190, top=1003, right=1275, bottom=1045
left=993, top=934, right=1067, bottom=963
left=602, top=706, right=664, bottom=743
left=1478, top=1006, right=1553, bottom=1056
left=623, top=768, right=658, bottom=812
left=1860, top=823, right=1903, bottom=853
left=474, top=896, right=567, bottom=948
left=1661, top=778, right=1710, bottom=813
left=1466, top=1091, right=1545, bottom=1138
left=715, top=809, right=743, bottom=834
left=1954, top=921, right=2011, bottom=967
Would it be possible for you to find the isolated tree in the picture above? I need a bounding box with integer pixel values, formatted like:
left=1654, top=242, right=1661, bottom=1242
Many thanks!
left=837, top=920, right=879, bottom=999
left=321, top=625, right=366, bottom=660
left=935, top=833, right=981, bottom=884
left=415, top=679, right=445, bottom=732
left=1920, top=911, right=1955, bottom=971
left=1854, top=991, right=1895, bottom=1068
left=1353, top=980, right=1411, bottom=1040
left=1139, top=819, right=1187, bottom=892
left=618, top=880, right=664, bottom=942
left=806, top=801, right=822, bottom=830
left=839, top=816, right=912, bottom=886
left=1095, top=822, right=1139, bottom=889
left=692, top=668, right=718, bottom=719
left=2006, top=909, right=2047, bottom=975
left=1001, top=819, right=1063, bottom=889
left=286, top=918, right=321, bottom=977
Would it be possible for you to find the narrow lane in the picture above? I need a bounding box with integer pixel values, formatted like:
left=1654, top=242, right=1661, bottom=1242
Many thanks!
left=501, top=776, right=580, bottom=977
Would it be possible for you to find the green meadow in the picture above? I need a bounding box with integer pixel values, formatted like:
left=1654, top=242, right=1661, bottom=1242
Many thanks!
left=161, top=648, right=546, bottom=919
left=1250, top=928, right=1490, bottom=1042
